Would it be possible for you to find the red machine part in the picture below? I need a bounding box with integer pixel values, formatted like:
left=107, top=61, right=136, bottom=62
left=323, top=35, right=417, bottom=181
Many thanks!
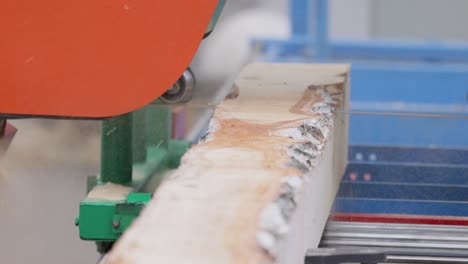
left=0, top=0, right=218, bottom=118
left=331, top=212, right=468, bottom=226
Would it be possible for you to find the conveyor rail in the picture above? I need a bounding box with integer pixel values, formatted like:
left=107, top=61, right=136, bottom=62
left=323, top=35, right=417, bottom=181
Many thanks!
left=320, top=221, right=468, bottom=263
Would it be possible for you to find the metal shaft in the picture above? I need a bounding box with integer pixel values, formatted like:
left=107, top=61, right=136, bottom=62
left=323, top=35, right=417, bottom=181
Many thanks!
left=0, top=119, right=5, bottom=136
left=100, top=113, right=133, bottom=184
left=321, top=221, right=468, bottom=263
left=132, top=108, right=147, bottom=163
left=147, top=105, right=171, bottom=150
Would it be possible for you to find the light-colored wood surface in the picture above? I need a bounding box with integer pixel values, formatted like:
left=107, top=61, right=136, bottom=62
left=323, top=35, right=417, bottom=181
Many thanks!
left=104, top=63, right=350, bottom=264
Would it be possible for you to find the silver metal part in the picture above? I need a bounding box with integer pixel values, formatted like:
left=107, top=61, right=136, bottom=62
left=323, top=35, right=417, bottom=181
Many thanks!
left=320, top=221, right=468, bottom=263
left=161, top=68, right=195, bottom=104
left=305, top=247, right=386, bottom=264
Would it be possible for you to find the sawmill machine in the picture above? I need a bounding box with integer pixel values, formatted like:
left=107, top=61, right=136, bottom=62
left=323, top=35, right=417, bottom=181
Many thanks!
left=4, top=1, right=468, bottom=263
left=0, top=0, right=225, bottom=254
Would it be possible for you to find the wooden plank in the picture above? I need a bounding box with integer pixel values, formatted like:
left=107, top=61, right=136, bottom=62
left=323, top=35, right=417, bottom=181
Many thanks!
left=104, top=63, right=350, bottom=264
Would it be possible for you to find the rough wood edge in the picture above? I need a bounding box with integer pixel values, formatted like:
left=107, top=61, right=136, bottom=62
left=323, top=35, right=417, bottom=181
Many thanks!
left=104, top=63, right=349, bottom=264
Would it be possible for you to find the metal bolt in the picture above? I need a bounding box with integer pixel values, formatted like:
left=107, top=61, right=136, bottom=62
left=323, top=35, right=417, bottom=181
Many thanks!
left=112, top=219, right=120, bottom=229
left=160, top=68, right=195, bottom=104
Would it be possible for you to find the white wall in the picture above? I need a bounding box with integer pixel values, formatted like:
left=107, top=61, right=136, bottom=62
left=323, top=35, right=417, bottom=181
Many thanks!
left=330, top=0, right=370, bottom=40
left=192, top=0, right=373, bottom=88
left=371, top=0, right=468, bottom=41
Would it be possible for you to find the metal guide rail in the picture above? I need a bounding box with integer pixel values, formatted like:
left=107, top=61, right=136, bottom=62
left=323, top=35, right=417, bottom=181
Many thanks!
left=310, top=145, right=468, bottom=263
left=316, top=221, right=468, bottom=263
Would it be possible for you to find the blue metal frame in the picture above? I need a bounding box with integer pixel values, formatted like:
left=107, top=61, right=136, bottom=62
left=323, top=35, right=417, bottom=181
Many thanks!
left=350, top=113, right=468, bottom=148
left=259, top=0, right=468, bottom=217
left=334, top=197, right=468, bottom=217
left=283, top=0, right=468, bottom=62
left=332, top=40, right=468, bottom=62
left=258, top=0, right=468, bottom=148
left=289, top=0, right=329, bottom=59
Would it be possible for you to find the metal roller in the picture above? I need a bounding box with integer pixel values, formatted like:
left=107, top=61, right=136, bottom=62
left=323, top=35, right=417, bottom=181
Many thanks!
left=160, top=68, right=196, bottom=104
left=319, top=221, right=468, bottom=263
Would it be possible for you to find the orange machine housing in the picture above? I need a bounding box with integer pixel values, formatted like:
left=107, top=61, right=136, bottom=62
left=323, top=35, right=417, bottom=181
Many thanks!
left=0, top=0, right=218, bottom=118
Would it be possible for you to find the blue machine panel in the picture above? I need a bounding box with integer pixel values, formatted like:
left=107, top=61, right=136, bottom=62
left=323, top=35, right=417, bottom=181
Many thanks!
left=334, top=197, right=468, bottom=217
left=338, top=182, right=468, bottom=201
left=350, top=62, right=468, bottom=105
left=350, top=114, right=468, bottom=149
left=335, top=146, right=468, bottom=217
left=348, top=145, right=468, bottom=165
left=345, top=163, right=468, bottom=185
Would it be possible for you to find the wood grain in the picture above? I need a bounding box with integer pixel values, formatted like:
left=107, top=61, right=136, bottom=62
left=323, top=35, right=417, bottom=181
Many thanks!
left=104, top=63, right=350, bottom=264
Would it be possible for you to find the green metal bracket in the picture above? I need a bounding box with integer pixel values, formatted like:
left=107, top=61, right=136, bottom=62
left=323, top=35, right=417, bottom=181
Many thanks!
left=77, top=193, right=151, bottom=241
left=112, top=193, right=152, bottom=234
left=76, top=1, right=224, bottom=253
left=76, top=105, right=191, bottom=253
left=100, top=113, right=133, bottom=185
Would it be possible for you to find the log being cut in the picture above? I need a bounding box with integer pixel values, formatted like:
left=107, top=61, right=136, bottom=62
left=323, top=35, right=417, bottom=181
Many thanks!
left=104, top=63, right=350, bottom=264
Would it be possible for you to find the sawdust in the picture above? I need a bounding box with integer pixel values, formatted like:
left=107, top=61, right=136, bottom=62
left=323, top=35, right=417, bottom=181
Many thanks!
left=87, top=182, right=133, bottom=201
left=4, top=120, right=100, bottom=166
left=289, top=86, right=324, bottom=116
left=256, top=84, right=343, bottom=257
left=225, top=83, right=241, bottom=100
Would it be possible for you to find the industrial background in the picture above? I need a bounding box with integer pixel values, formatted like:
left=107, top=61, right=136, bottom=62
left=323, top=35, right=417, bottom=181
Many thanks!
left=2, top=0, right=467, bottom=263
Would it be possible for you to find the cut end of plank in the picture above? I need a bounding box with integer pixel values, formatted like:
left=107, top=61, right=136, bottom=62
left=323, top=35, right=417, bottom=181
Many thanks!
left=87, top=183, right=133, bottom=202
left=104, top=63, right=349, bottom=264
